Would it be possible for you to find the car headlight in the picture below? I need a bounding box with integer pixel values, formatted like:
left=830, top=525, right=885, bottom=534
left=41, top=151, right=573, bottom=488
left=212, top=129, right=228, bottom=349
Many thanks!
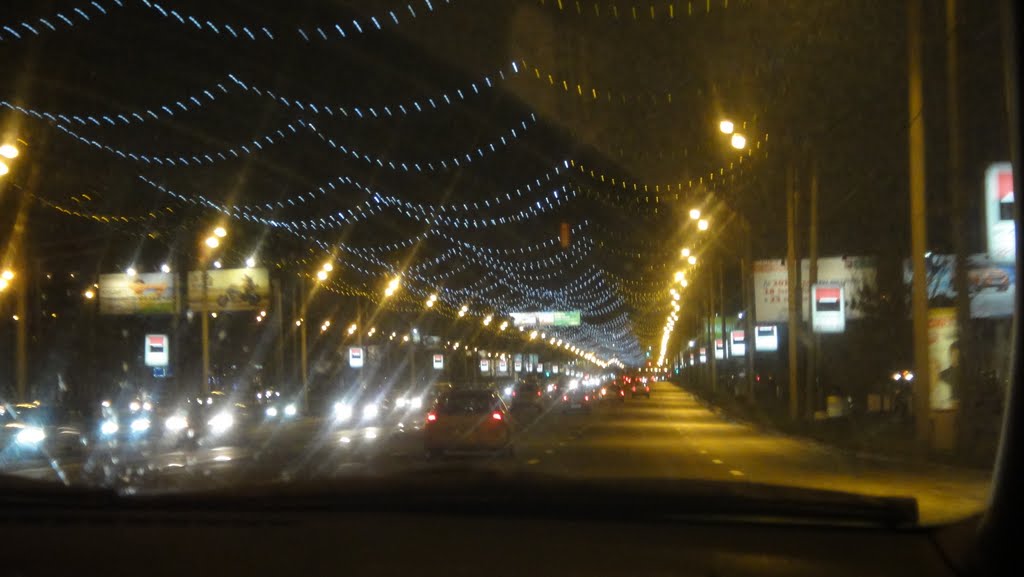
left=361, top=403, right=379, bottom=421
left=129, top=401, right=141, bottom=412
left=333, top=402, right=353, bottom=422
left=100, top=419, right=119, bottom=436
left=265, top=406, right=279, bottom=418
left=208, top=411, right=234, bottom=434
left=503, top=386, right=513, bottom=397
left=142, top=402, right=153, bottom=411
left=284, top=403, right=297, bottom=417
left=16, top=426, right=46, bottom=445
left=410, top=396, right=423, bottom=410
left=164, top=415, right=188, bottom=433
left=130, top=417, right=151, bottom=433
left=395, top=397, right=408, bottom=409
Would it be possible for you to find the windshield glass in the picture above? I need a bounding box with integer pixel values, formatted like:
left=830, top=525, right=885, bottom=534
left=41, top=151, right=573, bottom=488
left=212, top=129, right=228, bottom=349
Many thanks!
left=0, top=0, right=1011, bottom=527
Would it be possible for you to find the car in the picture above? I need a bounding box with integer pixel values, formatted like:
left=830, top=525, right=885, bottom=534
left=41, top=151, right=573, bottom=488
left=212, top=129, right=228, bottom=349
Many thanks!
left=630, top=379, right=651, bottom=398
left=424, top=389, right=514, bottom=458
left=0, top=401, right=84, bottom=463
left=599, top=383, right=626, bottom=402
left=560, top=388, right=593, bottom=414
left=510, top=380, right=545, bottom=414
left=329, top=383, right=391, bottom=429
left=254, top=388, right=300, bottom=422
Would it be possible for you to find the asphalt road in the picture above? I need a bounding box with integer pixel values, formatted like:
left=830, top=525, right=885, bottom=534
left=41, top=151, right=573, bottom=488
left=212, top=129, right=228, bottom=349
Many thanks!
left=4, top=382, right=990, bottom=524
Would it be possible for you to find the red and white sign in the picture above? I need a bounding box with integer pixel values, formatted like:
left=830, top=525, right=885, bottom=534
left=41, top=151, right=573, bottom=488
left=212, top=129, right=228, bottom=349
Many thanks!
left=714, top=339, right=725, bottom=360
left=753, top=257, right=876, bottom=323
left=498, top=357, right=508, bottom=374
left=480, top=358, right=491, bottom=373
left=514, top=356, right=523, bottom=372
left=986, top=163, right=1015, bottom=263
left=811, top=284, right=845, bottom=333
left=432, top=354, right=444, bottom=370
left=144, top=334, right=169, bottom=367
left=348, top=347, right=364, bottom=368
left=730, top=330, right=746, bottom=356
left=699, top=347, right=707, bottom=364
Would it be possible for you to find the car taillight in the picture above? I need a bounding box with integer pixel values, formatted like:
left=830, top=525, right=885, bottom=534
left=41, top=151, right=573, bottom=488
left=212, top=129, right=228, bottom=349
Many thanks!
left=512, top=391, right=516, bottom=397
left=632, top=386, right=636, bottom=392
left=492, top=412, right=503, bottom=421
left=537, top=391, right=542, bottom=396
left=584, top=395, right=590, bottom=401
left=426, top=413, right=437, bottom=422
left=563, top=395, right=568, bottom=401
left=619, top=390, right=624, bottom=396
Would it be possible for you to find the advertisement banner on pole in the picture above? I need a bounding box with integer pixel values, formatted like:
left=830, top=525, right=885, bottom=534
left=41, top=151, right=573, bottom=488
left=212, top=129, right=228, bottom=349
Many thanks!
left=432, top=354, right=444, bottom=370
left=902, top=253, right=1014, bottom=318
left=514, top=355, right=523, bottom=372
left=714, top=339, right=725, bottom=360
left=511, top=311, right=582, bottom=326
left=537, top=363, right=544, bottom=373
left=753, top=257, right=877, bottom=323
left=811, top=284, right=846, bottom=333
left=144, top=334, right=169, bottom=367
left=187, top=268, right=269, bottom=312
left=986, top=163, right=1015, bottom=263
left=699, top=348, right=707, bottom=363
left=730, top=330, right=746, bottom=356
left=498, top=357, right=508, bottom=374
left=348, top=347, right=364, bottom=368
left=480, top=359, right=490, bottom=373
left=754, top=325, right=779, bottom=352
left=99, top=272, right=176, bottom=315
left=928, top=308, right=959, bottom=411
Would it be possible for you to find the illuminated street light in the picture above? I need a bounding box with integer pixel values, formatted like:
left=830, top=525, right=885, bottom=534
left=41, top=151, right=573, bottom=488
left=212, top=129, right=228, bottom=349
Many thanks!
left=1, top=270, right=13, bottom=281
left=697, top=219, right=709, bottom=231
left=316, top=269, right=328, bottom=281
left=499, top=321, right=508, bottom=331
left=83, top=289, right=95, bottom=300
left=383, top=276, right=400, bottom=298
left=674, top=271, right=685, bottom=283
left=322, top=262, right=334, bottom=272
left=718, top=120, right=734, bottom=135
left=213, top=260, right=223, bottom=269
left=126, top=267, right=137, bottom=277
left=245, top=257, right=256, bottom=268
left=347, top=323, right=357, bottom=335
left=458, top=305, right=469, bottom=317
left=689, top=208, right=701, bottom=220
left=213, top=226, right=227, bottom=238
left=204, top=236, right=220, bottom=249
left=687, top=255, right=698, bottom=265
left=681, top=248, right=691, bottom=258
left=0, top=144, right=19, bottom=159
left=529, top=330, right=538, bottom=340
left=482, top=315, right=493, bottom=326
left=367, top=327, right=376, bottom=337
left=731, top=133, right=747, bottom=150
left=160, top=263, right=171, bottom=274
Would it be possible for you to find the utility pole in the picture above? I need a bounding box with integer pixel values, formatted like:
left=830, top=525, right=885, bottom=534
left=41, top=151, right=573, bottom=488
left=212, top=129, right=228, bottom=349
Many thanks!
left=908, top=0, right=932, bottom=442
left=947, top=0, right=972, bottom=452
left=708, top=260, right=717, bottom=392
left=744, top=223, right=756, bottom=399
left=719, top=260, right=726, bottom=392
left=273, top=277, right=284, bottom=389
left=299, top=275, right=308, bottom=405
left=786, top=165, right=801, bottom=420
left=200, top=269, right=210, bottom=396
left=806, top=162, right=820, bottom=418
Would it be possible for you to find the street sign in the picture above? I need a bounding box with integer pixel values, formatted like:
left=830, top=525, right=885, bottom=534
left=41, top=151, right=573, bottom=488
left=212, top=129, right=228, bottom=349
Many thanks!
left=537, top=363, right=543, bottom=373
left=432, top=354, right=444, bottom=370
left=144, top=334, right=169, bottom=367
left=811, top=283, right=845, bottom=333
left=348, top=347, right=364, bottom=368
left=730, top=330, right=746, bottom=356
left=699, top=347, right=707, bottom=363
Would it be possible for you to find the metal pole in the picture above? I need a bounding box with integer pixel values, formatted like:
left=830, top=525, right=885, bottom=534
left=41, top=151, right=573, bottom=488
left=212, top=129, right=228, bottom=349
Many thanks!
left=201, top=270, right=210, bottom=396
left=15, top=272, right=27, bottom=401
left=786, top=165, right=801, bottom=421
left=908, top=0, right=932, bottom=442
left=719, top=260, right=727, bottom=392
left=744, top=221, right=756, bottom=399
left=708, top=260, right=717, bottom=393
left=806, top=162, right=820, bottom=418
left=273, top=278, right=284, bottom=388
left=299, top=275, right=308, bottom=404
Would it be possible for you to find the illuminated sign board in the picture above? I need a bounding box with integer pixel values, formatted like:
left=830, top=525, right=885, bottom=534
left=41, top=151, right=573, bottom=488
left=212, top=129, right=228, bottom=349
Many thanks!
left=811, top=284, right=845, bottom=333
left=730, top=330, right=746, bottom=356
left=511, top=311, right=581, bottom=327
left=498, top=357, right=508, bottom=374
left=714, top=339, right=725, bottom=360
left=480, top=359, right=491, bottom=373
left=348, top=347, right=364, bottom=368
left=986, top=163, right=1015, bottom=263
left=755, top=325, right=779, bottom=351
left=432, top=354, right=444, bottom=370
left=144, top=334, right=169, bottom=367
left=99, top=272, right=176, bottom=315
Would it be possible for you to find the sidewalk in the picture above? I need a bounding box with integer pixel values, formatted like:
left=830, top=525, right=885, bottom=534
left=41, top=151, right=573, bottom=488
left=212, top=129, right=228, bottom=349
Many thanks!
left=680, top=381, right=997, bottom=471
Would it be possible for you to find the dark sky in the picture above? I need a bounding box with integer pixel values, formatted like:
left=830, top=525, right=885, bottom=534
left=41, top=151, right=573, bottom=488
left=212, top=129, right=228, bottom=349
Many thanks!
left=0, top=0, right=1011, bottom=362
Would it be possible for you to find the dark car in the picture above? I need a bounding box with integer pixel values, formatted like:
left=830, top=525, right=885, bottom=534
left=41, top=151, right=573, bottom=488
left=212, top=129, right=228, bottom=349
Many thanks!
left=599, top=383, right=626, bottom=402
left=0, top=402, right=84, bottom=464
left=630, top=379, right=651, bottom=398
left=560, top=387, right=593, bottom=414
left=510, top=379, right=545, bottom=413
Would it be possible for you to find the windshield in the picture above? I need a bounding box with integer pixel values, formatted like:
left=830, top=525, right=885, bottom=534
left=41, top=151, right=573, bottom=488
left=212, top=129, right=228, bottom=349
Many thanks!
left=0, top=0, right=1011, bottom=527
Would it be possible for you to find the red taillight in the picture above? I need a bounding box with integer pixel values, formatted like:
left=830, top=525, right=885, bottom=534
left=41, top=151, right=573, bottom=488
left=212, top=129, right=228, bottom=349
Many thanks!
left=512, top=391, right=516, bottom=397
left=632, top=386, right=636, bottom=392
left=584, top=395, right=590, bottom=402
left=537, top=391, right=542, bottom=397
left=492, top=412, right=503, bottom=421
left=563, top=395, right=568, bottom=401
left=619, top=390, right=624, bottom=396
left=426, top=413, right=437, bottom=422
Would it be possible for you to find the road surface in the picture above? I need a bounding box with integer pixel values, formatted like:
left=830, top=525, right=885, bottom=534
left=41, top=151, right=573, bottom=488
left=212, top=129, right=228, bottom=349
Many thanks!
left=4, top=382, right=990, bottom=524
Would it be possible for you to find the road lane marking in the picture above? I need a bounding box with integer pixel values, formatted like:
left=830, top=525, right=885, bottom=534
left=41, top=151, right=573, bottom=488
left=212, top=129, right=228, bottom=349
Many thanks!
left=712, top=459, right=724, bottom=465
left=526, top=458, right=541, bottom=465
left=729, top=470, right=744, bottom=477
left=699, top=449, right=708, bottom=454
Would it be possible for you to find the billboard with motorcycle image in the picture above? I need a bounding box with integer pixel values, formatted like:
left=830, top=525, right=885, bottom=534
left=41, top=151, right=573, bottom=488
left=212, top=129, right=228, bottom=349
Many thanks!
left=187, top=268, right=269, bottom=312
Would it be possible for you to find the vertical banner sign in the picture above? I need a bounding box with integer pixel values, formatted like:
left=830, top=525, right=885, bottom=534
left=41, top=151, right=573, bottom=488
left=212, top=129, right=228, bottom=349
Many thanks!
left=348, top=347, right=364, bottom=368
left=754, top=325, right=779, bottom=351
left=811, top=284, right=846, bottom=333
left=714, top=339, right=725, bottom=360
left=144, top=334, right=169, bottom=367
left=498, top=357, right=508, bottom=374
left=986, top=163, right=1015, bottom=263
left=537, top=363, right=544, bottom=373
left=928, top=308, right=959, bottom=410
left=432, top=354, right=444, bottom=370
left=699, top=348, right=707, bottom=363
left=552, top=364, right=559, bottom=374
left=480, top=359, right=490, bottom=373
left=730, top=330, right=746, bottom=356
left=689, top=353, right=696, bottom=365
left=514, top=355, right=523, bottom=372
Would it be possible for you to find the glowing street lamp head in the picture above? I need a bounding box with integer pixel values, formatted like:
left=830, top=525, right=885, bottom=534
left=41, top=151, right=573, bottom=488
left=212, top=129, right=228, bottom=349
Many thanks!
left=204, top=236, right=220, bottom=249
left=697, top=219, right=709, bottom=231
left=718, top=120, right=735, bottom=135
left=731, top=133, right=747, bottom=150
left=316, top=270, right=328, bottom=281
left=0, top=143, right=19, bottom=159
left=681, top=247, right=691, bottom=258
left=245, top=257, right=256, bottom=268
left=1, top=270, right=14, bottom=281
left=160, top=263, right=171, bottom=273
left=689, top=208, right=701, bottom=220
left=83, top=289, right=95, bottom=300
left=674, top=271, right=685, bottom=283
left=126, top=267, right=137, bottom=277
left=687, top=255, right=698, bottom=265
left=213, top=226, right=227, bottom=238
left=322, top=262, right=334, bottom=272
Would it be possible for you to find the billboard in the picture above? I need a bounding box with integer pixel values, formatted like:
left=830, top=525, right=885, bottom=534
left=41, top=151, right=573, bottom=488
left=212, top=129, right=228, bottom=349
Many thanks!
left=754, top=325, right=779, bottom=352
left=928, top=308, right=959, bottom=411
left=730, top=330, right=746, bottom=356
left=511, top=311, right=581, bottom=327
left=348, top=347, right=364, bottom=368
left=187, top=267, right=269, bottom=312
left=99, top=272, right=176, bottom=315
left=432, top=354, right=444, bottom=370
left=902, top=253, right=1014, bottom=318
left=811, top=284, right=846, bottom=333
left=986, top=163, right=1014, bottom=263
left=753, top=257, right=877, bottom=323
left=144, top=334, right=169, bottom=367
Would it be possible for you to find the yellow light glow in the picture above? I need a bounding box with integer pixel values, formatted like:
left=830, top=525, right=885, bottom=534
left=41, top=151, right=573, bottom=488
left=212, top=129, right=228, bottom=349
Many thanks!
left=697, top=219, right=709, bottom=231
left=213, top=226, right=227, bottom=238
left=681, top=248, right=691, bottom=258
left=0, top=161, right=8, bottom=176
left=689, top=208, right=701, bottom=220
left=674, top=271, right=685, bottom=283
left=719, top=120, right=734, bottom=135
left=204, top=236, right=219, bottom=249
left=1, top=270, right=13, bottom=281
left=0, top=144, right=19, bottom=159
left=425, top=299, right=435, bottom=308
left=687, top=255, right=698, bottom=265
left=83, top=289, right=95, bottom=299
left=731, top=133, right=747, bottom=150
left=322, top=262, right=334, bottom=272
left=316, top=270, right=328, bottom=281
